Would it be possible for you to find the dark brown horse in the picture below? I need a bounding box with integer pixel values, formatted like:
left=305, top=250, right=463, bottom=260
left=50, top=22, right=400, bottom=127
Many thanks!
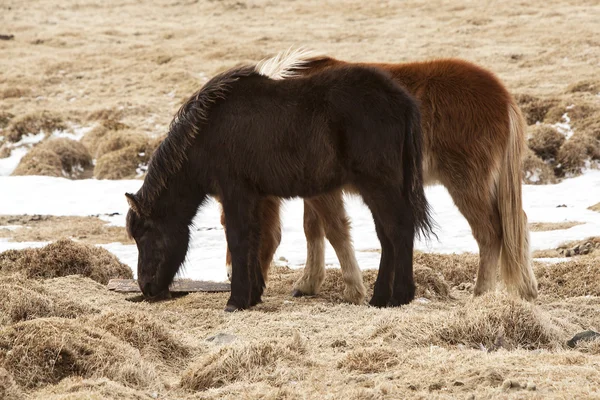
left=125, top=51, right=434, bottom=311
left=221, top=53, right=538, bottom=304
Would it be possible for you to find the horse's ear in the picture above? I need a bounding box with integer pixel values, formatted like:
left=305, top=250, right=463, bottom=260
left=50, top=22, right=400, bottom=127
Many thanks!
left=125, top=193, right=143, bottom=215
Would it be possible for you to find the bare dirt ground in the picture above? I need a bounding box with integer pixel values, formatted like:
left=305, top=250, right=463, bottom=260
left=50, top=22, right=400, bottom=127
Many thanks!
left=1, top=0, right=600, bottom=399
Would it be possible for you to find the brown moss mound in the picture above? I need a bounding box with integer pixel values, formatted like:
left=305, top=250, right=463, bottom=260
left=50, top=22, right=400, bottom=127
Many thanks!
left=0, top=368, right=22, bottom=400
left=90, top=310, right=190, bottom=361
left=32, top=377, right=150, bottom=400
left=415, top=252, right=478, bottom=287
left=567, top=80, right=600, bottom=94
left=556, top=135, right=600, bottom=176
left=536, top=255, right=600, bottom=298
left=0, top=318, right=156, bottom=389
left=180, top=333, right=306, bottom=391
left=0, top=275, right=94, bottom=326
left=94, top=145, right=145, bottom=179
left=432, top=293, right=562, bottom=350
left=522, top=147, right=557, bottom=184
left=339, top=348, right=400, bottom=373
left=515, top=94, right=557, bottom=125
left=94, top=130, right=148, bottom=159
left=527, top=125, right=564, bottom=160
left=0, top=111, right=14, bottom=129
left=0, top=239, right=132, bottom=284
left=11, top=147, right=63, bottom=177
left=5, top=111, right=66, bottom=142
left=42, top=138, right=93, bottom=178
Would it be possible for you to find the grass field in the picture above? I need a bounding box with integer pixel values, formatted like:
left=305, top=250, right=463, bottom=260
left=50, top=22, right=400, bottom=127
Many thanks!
left=1, top=0, right=600, bottom=398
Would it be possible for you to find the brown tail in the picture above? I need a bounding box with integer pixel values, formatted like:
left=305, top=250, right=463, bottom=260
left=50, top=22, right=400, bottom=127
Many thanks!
left=498, top=101, right=538, bottom=300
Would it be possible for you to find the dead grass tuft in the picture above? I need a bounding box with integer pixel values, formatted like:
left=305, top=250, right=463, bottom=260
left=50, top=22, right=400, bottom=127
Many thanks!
left=0, top=214, right=132, bottom=244
left=11, top=147, right=63, bottom=177
left=0, top=275, right=94, bottom=326
left=567, top=80, right=600, bottom=94
left=180, top=333, right=306, bottom=391
left=0, top=318, right=156, bottom=389
left=527, top=124, right=564, bottom=160
left=0, top=144, right=11, bottom=159
left=42, top=138, right=93, bottom=178
left=522, top=147, right=558, bottom=184
left=414, top=252, right=479, bottom=287
left=557, top=134, right=600, bottom=176
left=588, top=202, right=600, bottom=212
left=432, top=293, right=562, bottom=350
left=0, top=239, right=132, bottom=284
left=340, top=348, right=400, bottom=373
left=0, top=87, right=30, bottom=99
left=529, top=221, right=583, bottom=232
left=0, top=368, right=22, bottom=400
left=536, top=255, right=600, bottom=298
left=94, top=145, right=146, bottom=179
left=0, top=111, right=14, bottom=129
left=31, top=377, right=151, bottom=400
left=90, top=310, right=190, bottom=361
left=5, top=111, right=67, bottom=142
left=515, top=94, right=557, bottom=125
left=94, top=130, right=149, bottom=159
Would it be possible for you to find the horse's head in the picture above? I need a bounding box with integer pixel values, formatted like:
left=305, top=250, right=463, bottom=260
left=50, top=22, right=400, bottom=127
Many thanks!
left=125, top=192, right=190, bottom=299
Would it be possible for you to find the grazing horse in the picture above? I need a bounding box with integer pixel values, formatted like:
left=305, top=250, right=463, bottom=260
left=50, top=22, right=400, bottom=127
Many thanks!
left=221, top=54, right=539, bottom=304
left=125, top=51, right=434, bottom=311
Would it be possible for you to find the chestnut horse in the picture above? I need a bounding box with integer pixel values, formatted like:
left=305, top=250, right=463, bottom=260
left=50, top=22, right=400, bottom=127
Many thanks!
left=221, top=53, right=538, bottom=304
left=126, top=51, right=434, bottom=311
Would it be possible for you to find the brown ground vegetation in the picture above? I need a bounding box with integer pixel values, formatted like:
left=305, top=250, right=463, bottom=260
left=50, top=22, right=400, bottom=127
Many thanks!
left=0, top=248, right=597, bottom=398
left=0, top=214, right=132, bottom=244
left=11, top=147, right=63, bottom=177
left=529, top=221, right=583, bottom=232
left=4, top=111, right=67, bottom=143
left=521, top=147, right=557, bottom=184
left=527, top=125, right=564, bottom=160
left=0, top=239, right=132, bottom=284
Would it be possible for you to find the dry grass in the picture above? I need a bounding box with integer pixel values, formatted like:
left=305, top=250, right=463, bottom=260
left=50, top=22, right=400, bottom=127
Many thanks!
left=522, top=147, right=557, bottom=184
left=0, top=318, right=157, bottom=389
left=0, top=247, right=597, bottom=398
left=94, top=145, right=146, bottom=180
left=527, top=125, right=564, bottom=160
left=529, top=221, right=584, bottom=232
left=567, top=80, right=600, bottom=94
left=589, top=202, right=600, bottom=212
left=515, top=94, right=558, bottom=125
left=12, top=138, right=93, bottom=179
left=0, top=239, right=132, bottom=284
left=0, top=111, right=14, bottom=129
left=11, top=147, right=63, bottom=177
left=0, top=214, right=132, bottom=244
left=4, top=111, right=66, bottom=143
left=0, top=368, right=22, bottom=400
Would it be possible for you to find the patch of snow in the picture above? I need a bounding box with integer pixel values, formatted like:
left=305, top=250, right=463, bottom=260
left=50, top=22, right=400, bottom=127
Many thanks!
left=1, top=171, right=600, bottom=281
left=52, top=125, right=92, bottom=141
left=0, top=147, right=29, bottom=176
left=553, top=112, right=574, bottom=139
left=13, top=132, right=46, bottom=146
left=0, top=225, right=21, bottom=231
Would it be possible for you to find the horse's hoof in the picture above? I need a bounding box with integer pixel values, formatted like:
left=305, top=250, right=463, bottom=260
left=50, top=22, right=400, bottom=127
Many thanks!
left=292, top=289, right=306, bottom=297
left=224, top=304, right=242, bottom=312
left=368, top=296, right=388, bottom=308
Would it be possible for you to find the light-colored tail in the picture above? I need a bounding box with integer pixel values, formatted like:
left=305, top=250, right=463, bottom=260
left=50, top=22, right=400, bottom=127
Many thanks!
left=498, top=101, right=538, bottom=300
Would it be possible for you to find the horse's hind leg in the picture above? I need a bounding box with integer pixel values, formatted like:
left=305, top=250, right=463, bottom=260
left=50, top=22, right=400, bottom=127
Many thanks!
left=292, top=199, right=327, bottom=297
left=356, top=184, right=415, bottom=307
left=258, top=197, right=282, bottom=281
left=221, top=193, right=263, bottom=311
left=444, top=179, right=502, bottom=296
left=293, top=191, right=366, bottom=304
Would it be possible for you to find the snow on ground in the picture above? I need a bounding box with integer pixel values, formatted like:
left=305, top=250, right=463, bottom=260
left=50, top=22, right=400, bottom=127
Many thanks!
left=1, top=171, right=599, bottom=282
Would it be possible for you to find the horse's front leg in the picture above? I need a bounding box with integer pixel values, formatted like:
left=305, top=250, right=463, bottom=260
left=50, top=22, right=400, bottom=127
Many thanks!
left=222, top=194, right=261, bottom=312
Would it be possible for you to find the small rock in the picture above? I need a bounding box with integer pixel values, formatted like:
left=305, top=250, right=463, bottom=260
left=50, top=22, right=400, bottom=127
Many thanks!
left=429, top=382, right=444, bottom=391
left=453, top=381, right=465, bottom=386
left=556, top=204, right=567, bottom=208
left=567, top=330, right=600, bottom=348
left=0, top=34, right=14, bottom=40
left=407, top=384, right=418, bottom=391
left=526, top=381, right=537, bottom=391
left=206, top=332, right=237, bottom=345
left=331, top=339, right=347, bottom=348
left=502, top=379, right=521, bottom=390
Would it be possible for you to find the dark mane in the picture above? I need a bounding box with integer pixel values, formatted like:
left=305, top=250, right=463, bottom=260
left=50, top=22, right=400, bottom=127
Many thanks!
left=138, top=65, right=256, bottom=209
